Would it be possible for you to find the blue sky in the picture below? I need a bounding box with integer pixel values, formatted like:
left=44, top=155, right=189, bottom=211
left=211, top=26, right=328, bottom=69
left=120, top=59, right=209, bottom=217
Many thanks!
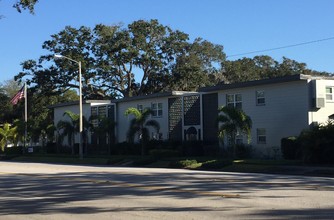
left=1, top=0, right=334, bottom=83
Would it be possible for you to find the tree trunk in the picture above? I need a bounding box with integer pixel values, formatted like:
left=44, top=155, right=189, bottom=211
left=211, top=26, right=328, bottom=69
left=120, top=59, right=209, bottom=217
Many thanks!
left=71, top=135, right=75, bottom=155
left=231, top=134, right=236, bottom=159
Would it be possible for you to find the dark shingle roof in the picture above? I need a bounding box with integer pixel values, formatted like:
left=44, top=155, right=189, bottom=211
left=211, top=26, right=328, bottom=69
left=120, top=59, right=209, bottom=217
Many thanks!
left=48, top=100, right=111, bottom=109
left=111, top=91, right=199, bottom=103
left=199, top=74, right=316, bottom=92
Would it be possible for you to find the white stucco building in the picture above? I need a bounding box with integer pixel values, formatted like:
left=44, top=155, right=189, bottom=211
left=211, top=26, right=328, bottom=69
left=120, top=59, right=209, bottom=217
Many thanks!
left=50, top=74, right=334, bottom=157
left=200, top=74, right=334, bottom=157
left=51, top=100, right=114, bottom=147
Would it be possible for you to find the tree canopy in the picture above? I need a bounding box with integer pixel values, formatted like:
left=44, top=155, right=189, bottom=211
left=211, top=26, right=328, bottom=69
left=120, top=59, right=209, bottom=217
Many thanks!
left=15, top=19, right=226, bottom=99
left=13, top=0, right=39, bottom=14
left=222, top=55, right=331, bottom=83
left=15, top=18, right=332, bottom=100
left=2, top=18, right=333, bottom=152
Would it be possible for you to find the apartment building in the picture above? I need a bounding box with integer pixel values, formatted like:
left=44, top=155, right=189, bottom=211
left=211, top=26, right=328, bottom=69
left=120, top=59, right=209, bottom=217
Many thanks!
left=51, top=74, right=334, bottom=157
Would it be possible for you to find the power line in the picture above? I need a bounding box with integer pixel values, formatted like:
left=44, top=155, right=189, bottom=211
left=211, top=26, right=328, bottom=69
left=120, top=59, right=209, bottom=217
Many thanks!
left=227, top=36, right=334, bottom=58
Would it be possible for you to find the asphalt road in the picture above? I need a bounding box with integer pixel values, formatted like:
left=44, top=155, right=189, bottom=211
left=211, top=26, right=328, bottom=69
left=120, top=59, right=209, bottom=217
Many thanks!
left=0, top=161, right=333, bottom=220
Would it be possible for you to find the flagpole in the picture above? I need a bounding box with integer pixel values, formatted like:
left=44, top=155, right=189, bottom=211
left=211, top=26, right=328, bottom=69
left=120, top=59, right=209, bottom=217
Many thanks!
left=24, top=82, right=27, bottom=151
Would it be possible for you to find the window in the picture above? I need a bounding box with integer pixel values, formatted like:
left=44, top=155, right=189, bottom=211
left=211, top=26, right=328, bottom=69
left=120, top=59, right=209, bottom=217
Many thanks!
left=151, top=102, right=163, bottom=117
left=91, top=105, right=108, bottom=127
left=137, top=104, right=143, bottom=112
left=326, top=87, right=333, bottom=101
left=91, top=107, right=98, bottom=127
left=226, top=94, right=242, bottom=109
left=236, top=134, right=243, bottom=145
left=256, top=91, right=265, bottom=105
left=98, top=106, right=107, bottom=117
left=257, top=128, right=266, bottom=144
left=226, top=133, right=243, bottom=145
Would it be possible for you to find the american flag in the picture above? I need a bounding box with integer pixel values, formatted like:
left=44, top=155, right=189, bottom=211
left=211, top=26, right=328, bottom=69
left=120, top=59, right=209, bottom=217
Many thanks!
left=10, top=85, right=25, bottom=105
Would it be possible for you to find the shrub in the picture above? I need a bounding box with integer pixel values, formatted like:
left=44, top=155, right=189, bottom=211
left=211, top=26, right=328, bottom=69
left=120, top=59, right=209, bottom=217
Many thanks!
left=4, top=146, right=23, bottom=155
left=149, top=149, right=180, bottom=158
left=106, top=158, right=124, bottom=165
left=46, top=142, right=57, bottom=153
left=281, top=136, right=300, bottom=160
left=202, top=142, right=220, bottom=156
left=182, top=141, right=204, bottom=156
left=169, top=159, right=198, bottom=168
left=113, top=142, right=141, bottom=155
left=298, top=121, right=334, bottom=164
left=133, top=157, right=157, bottom=166
left=201, top=159, right=232, bottom=169
left=146, top=140, right=163, bottom=149
left=235, top=144, right=253, bottom=159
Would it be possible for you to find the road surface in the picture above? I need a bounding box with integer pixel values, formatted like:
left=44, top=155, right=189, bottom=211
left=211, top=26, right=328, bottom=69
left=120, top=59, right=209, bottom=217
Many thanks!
left=0, top=161, right=333, bottom=219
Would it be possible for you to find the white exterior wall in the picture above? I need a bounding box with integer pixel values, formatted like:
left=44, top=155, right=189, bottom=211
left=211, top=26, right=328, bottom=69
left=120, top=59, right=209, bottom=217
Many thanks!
left=116, top=97, right=170, bottom=143
left=51, top=76, right=334, bottom=158
left=309, top=79, right=334, bottom=124
left=217, top=80, right=310, bottom=157
left=53, top=103, right=91, bottom=146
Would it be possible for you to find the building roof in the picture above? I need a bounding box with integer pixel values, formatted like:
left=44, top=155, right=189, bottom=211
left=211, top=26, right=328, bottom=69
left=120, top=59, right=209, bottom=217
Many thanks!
left=111, top=91, right=199, bottom=103
left=49, top=91, right=199, bottom=109
left=199, top=74, right=333, bottom=92
left=48, top=100, right=111, bottom=109
left=49, top=74, right=334, bottom=109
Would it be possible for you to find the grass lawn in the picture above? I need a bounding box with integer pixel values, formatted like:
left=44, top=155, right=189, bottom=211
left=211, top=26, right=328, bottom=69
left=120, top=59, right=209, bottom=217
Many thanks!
left=4, top=153, right=333, bottom=177
left=11, top=154, right=111, bottom=165
left=7, top=154, right=299, bottom=168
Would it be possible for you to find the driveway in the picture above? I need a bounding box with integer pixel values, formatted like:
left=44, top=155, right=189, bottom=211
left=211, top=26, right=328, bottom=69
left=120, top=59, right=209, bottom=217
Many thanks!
left=0, top=161, right=333, bottom=219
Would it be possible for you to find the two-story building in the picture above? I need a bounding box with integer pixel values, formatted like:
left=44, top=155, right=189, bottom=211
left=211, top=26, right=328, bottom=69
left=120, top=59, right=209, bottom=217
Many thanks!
left=52, top=100, right=114, bottom=147
left=200, top=74, right=334, bottom=157
left=112, top=91, right=201, bottom=143
left=50, top=74, right=334, bottom=157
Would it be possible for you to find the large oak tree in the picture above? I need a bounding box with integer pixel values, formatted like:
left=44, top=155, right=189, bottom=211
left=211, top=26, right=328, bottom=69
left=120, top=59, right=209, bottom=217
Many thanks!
left=222, top=55, right=331, bottom=83
left=15, top=19, right=226, bottom=99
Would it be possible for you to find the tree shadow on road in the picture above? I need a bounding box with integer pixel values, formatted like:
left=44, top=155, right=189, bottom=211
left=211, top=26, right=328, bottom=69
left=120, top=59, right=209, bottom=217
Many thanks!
left=0, top=167, right=333, bottom=218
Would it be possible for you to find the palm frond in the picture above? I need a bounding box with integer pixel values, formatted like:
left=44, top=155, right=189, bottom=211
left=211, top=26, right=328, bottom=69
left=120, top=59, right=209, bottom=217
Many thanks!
left=217, top=105, right=252, bottom=144
left=63, top=110, right=79, bottom=121
left=124, top=107, right=142, bottom=120
left=145, top=120, right=160, bottom=132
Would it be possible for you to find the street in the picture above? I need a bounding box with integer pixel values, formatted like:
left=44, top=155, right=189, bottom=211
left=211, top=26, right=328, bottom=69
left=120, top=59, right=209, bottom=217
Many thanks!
left=0, top=161, right=333, bottom=219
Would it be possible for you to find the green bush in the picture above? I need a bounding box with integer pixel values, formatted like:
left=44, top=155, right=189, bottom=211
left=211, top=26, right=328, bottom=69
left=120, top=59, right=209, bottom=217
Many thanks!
left=203, top=143, right=220, bottom=156
left=113, top=142, right=141, bottom=155
left=182, top=141, right=204, bottom=156
left=149, top=149, right=180, bottom=158
left=4, top=146, right=23, bottom=155
left=235, top=144, right=253, bottom=159
left=298, top=121, right=334, bottom=164
left=133, top=157, right=157, bottom=166
left=146, top=140, right=163, bottom=148
left=169, top=159, right=198, bottom=168
left=281, top=136, right=300, bottom=160
left=106, top=157, right=125, bottom=165
left=201, top=159, right=232, bottom=169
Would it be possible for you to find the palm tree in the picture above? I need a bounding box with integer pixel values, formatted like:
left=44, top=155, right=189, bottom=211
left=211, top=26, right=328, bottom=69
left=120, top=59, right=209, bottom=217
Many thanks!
left=55, top=124, right=64, bottom=154
left=217, top=106, right=252, bottom=158
left=13, top=119, right=25, bottom=147
left=57, top=110, right=92, bottom=155
left=0, top=123, right=17, bottom=152
left=91, top=116, right=116, bottom=155
left=82, top=115, right=93, bottom=155
left=57, top=111, right=79, bottom=154
left=46, top=124, right=56, bottom=144
left=125, top=107, right=160, bottom=155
